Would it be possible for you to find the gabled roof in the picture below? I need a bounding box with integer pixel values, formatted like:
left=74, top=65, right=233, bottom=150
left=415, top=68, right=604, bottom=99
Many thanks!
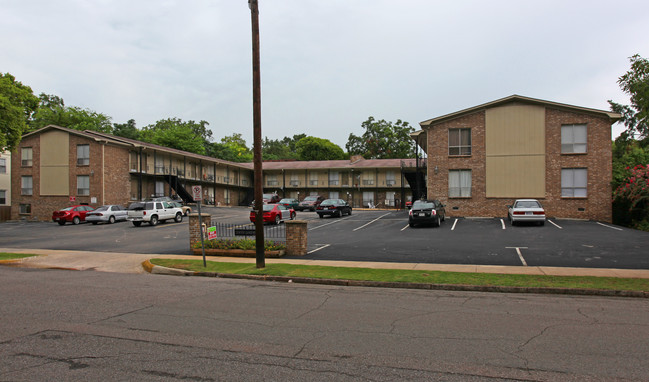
left=22, top=125, right=132, bottom=147
left=253, top=158, right=417, bottom=171
left=419, top=94, right=621, bottom=128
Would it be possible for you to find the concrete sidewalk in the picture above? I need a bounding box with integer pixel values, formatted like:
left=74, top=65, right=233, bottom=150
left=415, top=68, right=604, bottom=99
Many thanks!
left=2, top=247, right=649, bottom=279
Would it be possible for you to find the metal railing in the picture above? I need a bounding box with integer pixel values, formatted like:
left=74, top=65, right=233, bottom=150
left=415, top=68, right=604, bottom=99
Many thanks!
left=207, top=220, right=286, bottom=242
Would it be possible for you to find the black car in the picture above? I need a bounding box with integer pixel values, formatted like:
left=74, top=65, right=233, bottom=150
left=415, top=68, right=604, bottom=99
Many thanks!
left=408, top=199, right=445, bottom=227
left=316, top=199, right=352, bottom=218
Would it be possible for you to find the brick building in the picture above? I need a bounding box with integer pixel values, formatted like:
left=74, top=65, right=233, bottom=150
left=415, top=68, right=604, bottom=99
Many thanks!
left=11, top=125, right=421, bottom=221
left=414, top=95, right=621, bottom=222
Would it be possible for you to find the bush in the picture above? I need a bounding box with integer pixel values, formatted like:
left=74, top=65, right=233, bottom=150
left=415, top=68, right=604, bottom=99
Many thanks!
left=193, top=238, right=286, bottom=251
left=613, top=164, right=649, bottom=231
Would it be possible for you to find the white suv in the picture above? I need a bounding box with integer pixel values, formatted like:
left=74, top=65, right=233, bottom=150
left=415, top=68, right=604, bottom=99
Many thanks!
left=127, top=201, right=184, bottom=226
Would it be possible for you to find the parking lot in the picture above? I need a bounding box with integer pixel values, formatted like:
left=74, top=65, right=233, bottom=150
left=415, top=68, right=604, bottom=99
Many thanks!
left=1, top=206, right=648, bottom=270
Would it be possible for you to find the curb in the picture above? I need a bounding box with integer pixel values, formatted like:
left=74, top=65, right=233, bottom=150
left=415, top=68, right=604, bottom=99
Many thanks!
left=141, top=261, right=649, bottom=298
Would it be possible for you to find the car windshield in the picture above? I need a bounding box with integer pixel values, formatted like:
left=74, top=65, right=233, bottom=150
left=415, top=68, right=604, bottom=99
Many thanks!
left=95, top=206, right=109, bottom=211
left=412, top=201, right=435, bottom=209
left=262, top=204, right=274, bottom=212
left=61, top=206, right=75, bottom=211
left=279, top=199, right=292, bottom=203
left=263, top=194, right=275, bottom=199
left=303, top=196, right=318, bottom=201
left=515, top=201, right=541, bottom=208
left=128, top=202, right=153, bottom=210
left=321, top=199, right=338, bottom=205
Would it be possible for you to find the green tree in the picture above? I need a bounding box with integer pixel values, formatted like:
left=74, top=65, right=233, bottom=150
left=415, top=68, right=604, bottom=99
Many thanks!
left=261, top=134, right=304, bottom=160
left=112, top=119, right=140, bottom=140
left=29, top=93, right=113, bottom=133
left=346, top=117, right=416, bottom=159
left=0, top=73, right=39, bottom=150
left=609, top=54, right=649, bottom=142
left=139, top=118, right=210, bottom=155
left=296, top=136, right=346, bottom=161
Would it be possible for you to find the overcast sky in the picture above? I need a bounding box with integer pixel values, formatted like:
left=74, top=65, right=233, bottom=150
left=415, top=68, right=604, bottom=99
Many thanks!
left=3, top=0, right=648, bottom=148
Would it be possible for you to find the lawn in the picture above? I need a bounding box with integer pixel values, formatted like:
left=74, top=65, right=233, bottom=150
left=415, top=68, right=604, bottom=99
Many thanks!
left=0, top=253, right=38, bottom=260
left=149, top=258, right=649, bottom=292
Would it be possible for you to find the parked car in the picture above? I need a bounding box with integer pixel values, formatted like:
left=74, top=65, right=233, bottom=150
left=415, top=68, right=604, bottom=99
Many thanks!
left=406, top=201, right=413, bottom=209
left=127, top=201, right=184, bottom=226
left=170, top=201, right=192, bottom=216
left=249, top=193, right=281, bottom=207
left=316, top=199, right=352, bottom=218
left=279, top=198, right=299, bottom=210
left=507, top=199, right=546, bottom=226
left=85, top=205, right=128, bottom=224
left=408, top=199, right=446, bottom=227
left=296, top=195, right=325, bottom=211
left=249, top=203, right=296, bottom=225
left=52, top=205, right=96, bottom=225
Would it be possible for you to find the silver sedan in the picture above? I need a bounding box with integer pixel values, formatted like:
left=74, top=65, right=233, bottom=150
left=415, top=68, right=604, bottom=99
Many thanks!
left=507, top=199, right=546, bottom=226
left=85, top=205, right=128, bottom=225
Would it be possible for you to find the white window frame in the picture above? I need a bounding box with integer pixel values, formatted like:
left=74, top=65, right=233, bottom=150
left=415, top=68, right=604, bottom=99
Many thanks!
left=0, top=158, right=6, bottom=174
left=21, top=147, right=33, bottom=167
left=77, top=144, right=90, bottom=166
left=0, top=190, right=6, bottom=205
left=449, top=128, right=471, bottom=156
left=561, top=168, right=587, bottom=197
left=77, top=175, right=90, bottom=196
left=561, top=124, right=587, bottom=154
left=449, top=170, right=472, bottom=197
left=21, top=176, right=33, bottom=195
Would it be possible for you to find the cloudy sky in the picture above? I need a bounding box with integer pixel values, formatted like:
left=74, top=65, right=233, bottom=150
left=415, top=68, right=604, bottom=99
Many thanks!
left=3, top=0, right=648, bottom=148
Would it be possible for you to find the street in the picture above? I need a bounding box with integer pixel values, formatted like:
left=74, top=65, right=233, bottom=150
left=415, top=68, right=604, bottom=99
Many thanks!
left=1, top=267, right=648, bottom=381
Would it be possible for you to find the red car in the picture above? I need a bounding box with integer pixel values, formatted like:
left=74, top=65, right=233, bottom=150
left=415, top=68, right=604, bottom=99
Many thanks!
left=52, top=205, right=96, bottom=225
left=249, top=203, right=296, bottom=225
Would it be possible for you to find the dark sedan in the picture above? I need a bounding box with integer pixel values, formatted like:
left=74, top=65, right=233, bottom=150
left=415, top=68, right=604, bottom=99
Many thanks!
left=408, top=199, right=446, bottom=227
left=316, top=199, right=352, bottom=218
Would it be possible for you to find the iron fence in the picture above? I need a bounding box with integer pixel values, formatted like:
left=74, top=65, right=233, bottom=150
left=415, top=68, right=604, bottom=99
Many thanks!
left=207, top=220, right=286, bottom=242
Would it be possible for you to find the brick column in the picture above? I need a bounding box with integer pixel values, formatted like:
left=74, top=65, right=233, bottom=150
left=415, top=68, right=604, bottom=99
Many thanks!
left=189, top=213, right=211, bottom=250
left=285, top=220, right=307, bottom=256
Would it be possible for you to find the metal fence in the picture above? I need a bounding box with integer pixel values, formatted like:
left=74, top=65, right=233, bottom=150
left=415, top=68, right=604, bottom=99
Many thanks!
left=207, top=220, right=286, bottom=242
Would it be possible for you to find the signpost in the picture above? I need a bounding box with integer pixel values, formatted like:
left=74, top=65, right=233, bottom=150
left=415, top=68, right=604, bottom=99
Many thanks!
left=193, top=186, right=207, bottom=267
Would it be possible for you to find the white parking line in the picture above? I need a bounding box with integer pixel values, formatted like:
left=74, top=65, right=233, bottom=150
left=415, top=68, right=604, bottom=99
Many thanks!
left=500, top=219, right=506, bottom=230
left=548, top=220, right=563, bottom=229
left=597, top=222, right=623, bottom=231
left=506, top=247, right=529, bottom=266
left=400, top=224, right=409, bottom=231
left=353, top=213, right=391, bottom=231
left=451, top=219, right=458, bottom=231
left=308, top=244, right=330, bottom=254
left=308, top=217, right=348, bottom=231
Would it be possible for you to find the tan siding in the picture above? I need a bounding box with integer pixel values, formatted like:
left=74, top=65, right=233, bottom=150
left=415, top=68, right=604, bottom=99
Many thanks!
left=40, top=130, right=69, bottom=195
left=486, top=105, right=546, bottom=197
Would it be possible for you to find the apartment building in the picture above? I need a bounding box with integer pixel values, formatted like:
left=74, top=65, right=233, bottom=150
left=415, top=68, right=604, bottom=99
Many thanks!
left=415, top=95, right=621, bottom=222
left=0, top=151, right=10, bottom=221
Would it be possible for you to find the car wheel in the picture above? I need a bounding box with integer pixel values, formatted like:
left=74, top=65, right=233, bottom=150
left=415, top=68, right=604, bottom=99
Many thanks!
left=348, top=208, right=352, bottom=216
left=72, top=216, right=80, bottom=225
left=132, top=221, right=142, bottom=227
left=275, top=215, right=280, bottom=225
left=290, top=212, right=295, bottom=220
left=149, top=215, right=158, bottom=226
left=409, top=222, right=415, bottom=227
left=108, top=215, right=116, bottom=224
left=91, top=222, right=98, bottom=225
left=435, top=215, right=441, bottom=227
left=540, top=220, right=545, bottom=226
left=175, top=213, right=183, bottom=223
left=318, top=213, right=323, bottom=219
left=184, top=209, right=190, bottom=216
left=57, top=220, right=66, bottom=226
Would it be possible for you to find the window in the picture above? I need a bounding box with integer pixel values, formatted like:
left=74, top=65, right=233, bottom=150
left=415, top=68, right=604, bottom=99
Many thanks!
left=329, top=191, right=339, bottom=199
left=449, top=128, right=471, bottom=156
left=155, top=181, right=165, bottom=197
left=386, top=191, right=395, bottom=206
left=290, top=174, right=300, bottom=186
left=361, top=172, right=375, bottom=186
left=21, top=147, right=33, bottom=167
left=561, top=168, right=587, bottom=197
left=77, top=144, right=90, bottom=165
left=0, top=190, right=5, bottom=204
left=309, top=172, right=319, bottom=186
left=0, top=158, right=5, bottom=173
left=362, top=191, right=375, bottom=207
left=267, top=174, right=278, bottom=186
left=449, top=170, right=471, bottom=197
left=329, top=171, right=339, bottom=186
left=155, top=157, right=165, bottom=174
left=129, top=152, right=139, bottom=172
left=21, top=176, right=33, bottom=195
left=386, top=171, right=396, bottom=186
left=561, top=124, right=587, bottom=153
left=77, top=175, right=90, bottom=196
left=19, top=203, right=31, bottom=214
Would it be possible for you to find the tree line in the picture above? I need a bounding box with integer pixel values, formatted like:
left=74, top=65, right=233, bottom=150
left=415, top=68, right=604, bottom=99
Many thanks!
left=0, top=76, right=417, bottom=161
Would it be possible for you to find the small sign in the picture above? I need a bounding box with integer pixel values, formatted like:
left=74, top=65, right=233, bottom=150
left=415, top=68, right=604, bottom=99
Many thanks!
left=69, top=196, right=76, bottom=202
left=207, top=226, right=217, bottom=240
left=192, top=185, right=202, bottom=201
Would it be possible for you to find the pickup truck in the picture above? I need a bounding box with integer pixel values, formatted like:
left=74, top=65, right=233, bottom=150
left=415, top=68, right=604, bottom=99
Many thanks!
left=127, top=201, right=184, bottom=226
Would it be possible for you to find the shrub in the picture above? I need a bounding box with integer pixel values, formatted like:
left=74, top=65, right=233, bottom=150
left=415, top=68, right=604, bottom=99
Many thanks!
left=613, top=164, right=649, bottom=231
left=193, top=238, right=286, bottom=251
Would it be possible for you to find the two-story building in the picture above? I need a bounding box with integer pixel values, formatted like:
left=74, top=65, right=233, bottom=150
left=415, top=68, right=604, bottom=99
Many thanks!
left=414, top=95, right=621, bottom=222
left=0, top=151, right=10, bottom=221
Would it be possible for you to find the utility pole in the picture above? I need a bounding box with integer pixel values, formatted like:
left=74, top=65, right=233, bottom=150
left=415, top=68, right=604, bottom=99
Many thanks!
left=249, top=0, right=265, bottom=268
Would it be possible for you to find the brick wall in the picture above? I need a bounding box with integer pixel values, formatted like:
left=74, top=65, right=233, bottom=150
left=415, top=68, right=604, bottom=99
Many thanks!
left=426, top=107, right=613, bottom=222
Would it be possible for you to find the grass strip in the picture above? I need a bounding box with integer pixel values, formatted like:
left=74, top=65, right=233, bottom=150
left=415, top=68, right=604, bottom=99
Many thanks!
left=150, top=259, right=649, bottom=292
left=0, top=253, right=38, bottom=260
